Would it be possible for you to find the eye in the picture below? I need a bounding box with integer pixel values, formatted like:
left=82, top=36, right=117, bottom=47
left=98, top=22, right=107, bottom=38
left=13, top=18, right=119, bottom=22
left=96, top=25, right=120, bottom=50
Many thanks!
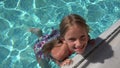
left=80, top=35, right=87, bottom=41
left=68, top=38, right=76, bottom=42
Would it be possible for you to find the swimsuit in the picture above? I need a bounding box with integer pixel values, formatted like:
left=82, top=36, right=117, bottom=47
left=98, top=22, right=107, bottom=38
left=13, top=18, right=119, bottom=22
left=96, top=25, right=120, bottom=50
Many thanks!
left=34, top=29, right=60, bottom=59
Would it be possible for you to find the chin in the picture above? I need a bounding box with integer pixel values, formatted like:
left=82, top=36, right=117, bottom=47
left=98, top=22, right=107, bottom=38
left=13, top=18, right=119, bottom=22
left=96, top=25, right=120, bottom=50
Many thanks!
left=76, top=50, right=85, bottom=54
left=77, top=51, right=83, bottom=54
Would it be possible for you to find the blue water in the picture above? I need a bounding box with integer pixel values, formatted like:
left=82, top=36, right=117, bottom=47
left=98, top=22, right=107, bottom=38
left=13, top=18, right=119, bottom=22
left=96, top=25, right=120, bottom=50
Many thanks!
left=0, top=0, right=120, bottom=68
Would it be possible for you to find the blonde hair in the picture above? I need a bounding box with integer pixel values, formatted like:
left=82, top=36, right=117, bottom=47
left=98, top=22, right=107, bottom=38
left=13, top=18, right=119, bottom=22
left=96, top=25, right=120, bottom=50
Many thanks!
left=59, top=14, right=89, bottom=38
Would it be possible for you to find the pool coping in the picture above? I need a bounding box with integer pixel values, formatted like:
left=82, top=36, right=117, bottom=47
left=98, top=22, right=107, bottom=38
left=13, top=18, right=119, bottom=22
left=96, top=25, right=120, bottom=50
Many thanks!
left=61, top=19, right=120, bottom=68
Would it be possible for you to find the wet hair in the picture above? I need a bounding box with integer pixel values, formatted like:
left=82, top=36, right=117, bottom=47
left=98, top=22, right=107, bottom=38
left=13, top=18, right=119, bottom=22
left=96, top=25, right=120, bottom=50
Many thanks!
left=59, top=14, right=89, bottom=38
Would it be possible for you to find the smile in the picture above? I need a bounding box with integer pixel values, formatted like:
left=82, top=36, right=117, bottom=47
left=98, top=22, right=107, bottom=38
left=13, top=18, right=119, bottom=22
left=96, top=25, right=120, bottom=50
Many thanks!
left=73, top=45, right=85, bottom=50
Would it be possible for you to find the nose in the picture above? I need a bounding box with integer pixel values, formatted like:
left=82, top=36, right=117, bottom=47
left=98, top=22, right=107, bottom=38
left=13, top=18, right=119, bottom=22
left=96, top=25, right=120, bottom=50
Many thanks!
left=75, top=39, right=82, bottom=48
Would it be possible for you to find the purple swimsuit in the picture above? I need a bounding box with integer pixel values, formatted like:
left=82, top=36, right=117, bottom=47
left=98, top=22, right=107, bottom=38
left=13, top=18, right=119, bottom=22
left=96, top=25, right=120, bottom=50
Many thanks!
left=34, top=29, right=60, bottom=59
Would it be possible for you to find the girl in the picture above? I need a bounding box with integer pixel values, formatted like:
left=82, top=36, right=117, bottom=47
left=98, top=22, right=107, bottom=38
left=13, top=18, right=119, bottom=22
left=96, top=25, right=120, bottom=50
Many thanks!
left=59, top=14, right=95, bottom=55
left=31, top=14, right=95, bottom=68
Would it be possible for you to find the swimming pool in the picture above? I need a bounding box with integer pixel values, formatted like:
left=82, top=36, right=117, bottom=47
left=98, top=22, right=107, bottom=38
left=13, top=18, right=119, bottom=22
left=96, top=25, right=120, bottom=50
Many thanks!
left=0, top=0, right=120, bottom=68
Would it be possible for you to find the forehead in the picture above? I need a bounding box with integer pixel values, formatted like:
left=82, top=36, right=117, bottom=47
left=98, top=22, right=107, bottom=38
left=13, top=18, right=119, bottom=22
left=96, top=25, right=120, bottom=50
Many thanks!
left=63, top=25, right=88, bottom=40
left=67, top=25, right=87, bottom=35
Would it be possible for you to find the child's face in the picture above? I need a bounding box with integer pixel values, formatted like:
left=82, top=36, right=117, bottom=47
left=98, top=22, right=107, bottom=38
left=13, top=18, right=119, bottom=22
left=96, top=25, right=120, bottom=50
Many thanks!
left=63, top=24, right=89, bottom=54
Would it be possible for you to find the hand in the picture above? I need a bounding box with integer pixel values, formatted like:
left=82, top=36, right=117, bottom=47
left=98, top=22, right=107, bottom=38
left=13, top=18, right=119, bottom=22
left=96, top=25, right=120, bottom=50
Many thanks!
left=60, top=59, right=73, bottom=66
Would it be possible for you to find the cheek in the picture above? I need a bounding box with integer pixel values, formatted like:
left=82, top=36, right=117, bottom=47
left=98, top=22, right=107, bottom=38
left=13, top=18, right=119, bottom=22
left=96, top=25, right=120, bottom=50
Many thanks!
left=82, top=36, right=89, bottom=44
left=63, top=39, right=73, bottom=47
left=68, top=43, right=74, bottom=48
left=83, top=40, right=88, bottom=45
left=86, top=35, right=89, bottom=41
left=67, top=42, right=75, bottom=51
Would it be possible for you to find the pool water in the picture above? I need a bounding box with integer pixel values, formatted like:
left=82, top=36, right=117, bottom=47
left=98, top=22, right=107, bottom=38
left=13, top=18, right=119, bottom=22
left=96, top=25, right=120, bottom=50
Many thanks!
left=0, top=0, right=120, bottom=68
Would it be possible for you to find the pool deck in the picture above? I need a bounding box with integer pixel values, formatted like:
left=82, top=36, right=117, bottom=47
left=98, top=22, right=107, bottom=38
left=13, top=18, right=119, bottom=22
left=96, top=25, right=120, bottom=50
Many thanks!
left=61, top=20, right=120, bottom=68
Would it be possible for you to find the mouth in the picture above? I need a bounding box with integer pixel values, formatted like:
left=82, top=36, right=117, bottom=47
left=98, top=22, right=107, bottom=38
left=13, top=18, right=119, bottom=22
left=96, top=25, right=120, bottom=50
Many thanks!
left=73, top=45, right=86, bottom=53
left=80, top=45, right=85, bottom=49
left=74, top=45, right=85, bottom=49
